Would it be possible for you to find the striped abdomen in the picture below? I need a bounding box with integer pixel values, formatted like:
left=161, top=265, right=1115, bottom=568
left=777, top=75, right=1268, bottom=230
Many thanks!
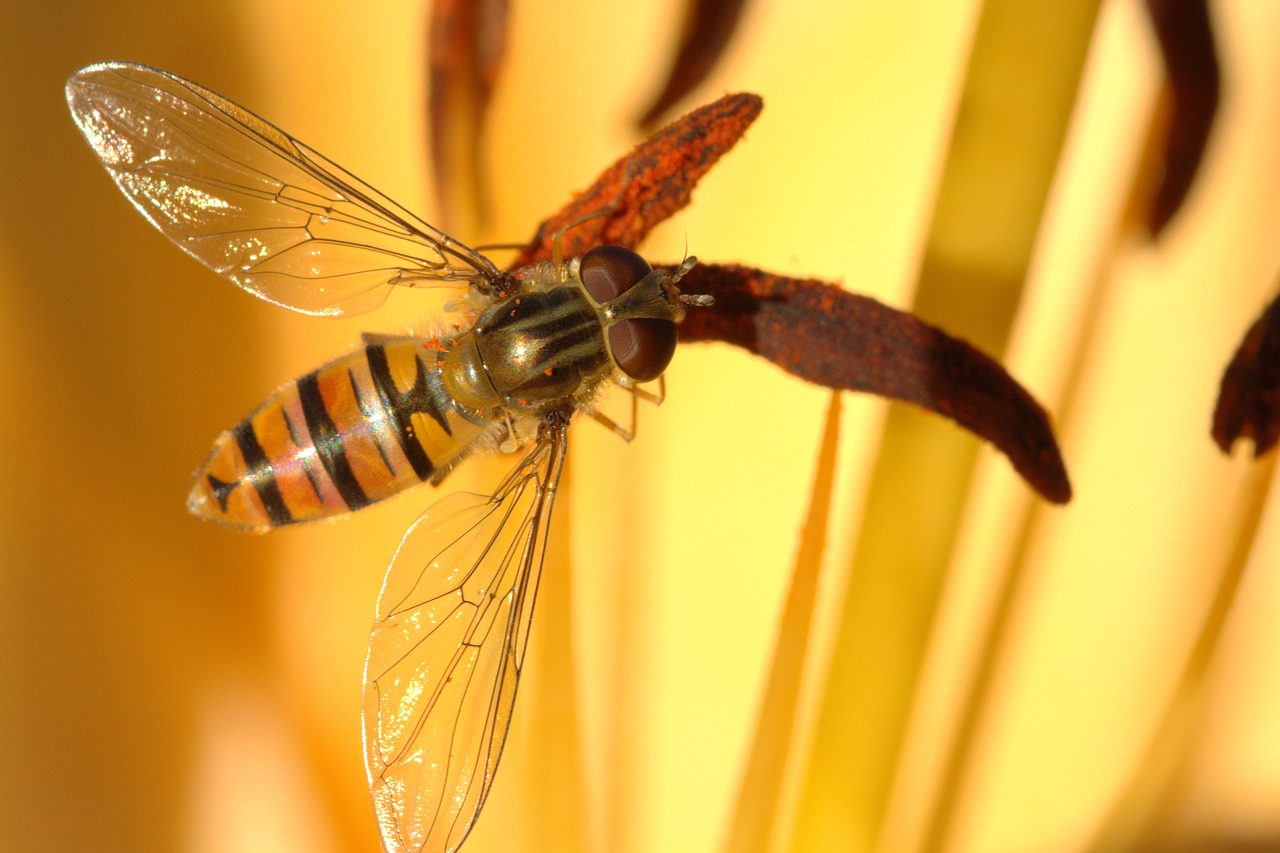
left=189, top=339, right=484, bottom=532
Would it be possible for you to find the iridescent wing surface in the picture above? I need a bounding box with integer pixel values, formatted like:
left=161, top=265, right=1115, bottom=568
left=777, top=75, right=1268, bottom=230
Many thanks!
left=65, top=61, right=503, bottom=316
left=363, top=421, right=567, bottom=853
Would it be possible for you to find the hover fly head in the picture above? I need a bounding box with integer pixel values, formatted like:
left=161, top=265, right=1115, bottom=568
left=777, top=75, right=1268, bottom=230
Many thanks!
left=579, top=245, right=711, bottom=382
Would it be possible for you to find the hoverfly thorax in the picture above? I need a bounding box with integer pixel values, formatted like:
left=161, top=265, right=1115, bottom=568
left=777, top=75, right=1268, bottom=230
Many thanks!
left=440, top=245, right=701, bottom=413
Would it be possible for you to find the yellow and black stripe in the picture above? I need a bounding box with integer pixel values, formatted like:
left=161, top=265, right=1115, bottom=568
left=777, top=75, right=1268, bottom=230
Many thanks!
left=188, top=340, right=484, bottom=532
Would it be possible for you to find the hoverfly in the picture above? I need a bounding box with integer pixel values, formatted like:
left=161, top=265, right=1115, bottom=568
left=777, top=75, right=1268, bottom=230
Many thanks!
left=67, top=61, right=707, bottom=853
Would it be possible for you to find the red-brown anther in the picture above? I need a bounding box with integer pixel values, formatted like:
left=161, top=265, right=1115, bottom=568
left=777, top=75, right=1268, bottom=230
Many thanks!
left=498, top=92, right=1068, bottom=502
left=676, top=263, right=1073, bottom=504
left=511, top=92, right=763, bottom=268
left=427, top=0, right=510, bottom=230
left=1142, top=0, right=1219, bottom=238
left=1213, top=292, right=1280, bottom=457
left=636, top=0, right=749, bottom=130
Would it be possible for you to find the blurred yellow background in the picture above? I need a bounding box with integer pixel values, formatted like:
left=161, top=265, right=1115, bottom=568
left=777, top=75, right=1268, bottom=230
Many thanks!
left=4, top=1, right=1280, bottom=852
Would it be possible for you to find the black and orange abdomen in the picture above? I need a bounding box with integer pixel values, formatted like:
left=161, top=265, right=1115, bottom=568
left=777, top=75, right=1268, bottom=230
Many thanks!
left=188, top=340, right=485, bottom=531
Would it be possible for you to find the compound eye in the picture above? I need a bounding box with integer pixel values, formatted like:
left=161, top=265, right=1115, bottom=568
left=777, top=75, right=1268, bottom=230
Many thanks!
left=607, top=317, right=677, bottom=382
left=580, top=245, right=677, bottom=382
left=580, top=245, right=651, bottom=304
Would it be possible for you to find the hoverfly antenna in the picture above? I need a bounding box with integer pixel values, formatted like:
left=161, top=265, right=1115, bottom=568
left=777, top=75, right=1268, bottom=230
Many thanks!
left=668, top=255, right=713, bottom=309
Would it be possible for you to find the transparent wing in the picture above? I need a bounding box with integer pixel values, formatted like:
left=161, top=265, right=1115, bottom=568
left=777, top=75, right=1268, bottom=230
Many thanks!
left=363, top=420, right=568, bottom=853
left=65, top=61, right=503, bottom=316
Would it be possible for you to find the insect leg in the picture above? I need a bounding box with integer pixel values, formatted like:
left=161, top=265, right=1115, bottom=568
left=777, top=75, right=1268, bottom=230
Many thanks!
left=587, top=373, right=667, bottom=442
left=588, top=406, right=635, bottom=443
left=628, top=375, right=665, bottom=406
left=549, top=159, right=642, bottom=267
